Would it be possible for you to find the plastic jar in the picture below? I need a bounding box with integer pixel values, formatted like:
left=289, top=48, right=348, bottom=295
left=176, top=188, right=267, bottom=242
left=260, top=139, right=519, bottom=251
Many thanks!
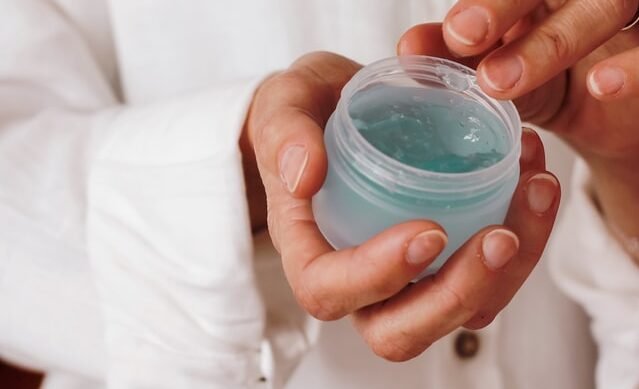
left=312, top=56, right=522, bottom=277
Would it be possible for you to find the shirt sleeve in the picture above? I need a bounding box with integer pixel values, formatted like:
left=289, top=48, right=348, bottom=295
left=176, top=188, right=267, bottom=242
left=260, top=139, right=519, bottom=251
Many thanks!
left=0, top=1, right=268, bottom=388
left=549, top=159, right=639, bottom=389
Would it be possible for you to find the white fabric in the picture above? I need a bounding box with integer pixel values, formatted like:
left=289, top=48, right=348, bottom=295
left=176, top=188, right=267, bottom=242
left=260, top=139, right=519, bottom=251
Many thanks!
left=550, top=160, right=639, bottom=389
left=0, top=1, right=633, bottom=388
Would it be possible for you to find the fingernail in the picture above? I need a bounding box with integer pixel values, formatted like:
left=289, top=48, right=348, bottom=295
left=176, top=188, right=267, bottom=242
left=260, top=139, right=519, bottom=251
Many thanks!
left=589, top=67, right=625, bottom=96
left=520, top=128, right=538, bottom=163
left=481, top=56, right=524, bottom=91
left=279, top=145, right=309, bottom=193
left=447, top=6, right=490, bottom=46
left=527, top=173, right=559, bottom=215
left=482, top=230, right=519, bottom=270
left=406, top=230, right=448, bottom=266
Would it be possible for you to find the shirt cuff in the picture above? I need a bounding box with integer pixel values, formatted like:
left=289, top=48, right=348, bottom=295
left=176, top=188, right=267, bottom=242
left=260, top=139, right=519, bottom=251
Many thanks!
left=87, top=76, right=269, bottom=388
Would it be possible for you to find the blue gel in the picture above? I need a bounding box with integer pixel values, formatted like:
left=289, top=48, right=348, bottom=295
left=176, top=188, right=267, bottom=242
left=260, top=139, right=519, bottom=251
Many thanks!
left=350, top=84, right=507, bottom=174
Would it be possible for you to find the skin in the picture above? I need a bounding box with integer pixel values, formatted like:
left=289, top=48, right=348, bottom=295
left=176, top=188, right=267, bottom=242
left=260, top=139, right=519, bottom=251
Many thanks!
left=400, top=3, right=639, bottom=263
left=241, top=52, right=561, bottom=361
left=240, top=126, right=268, bottom=232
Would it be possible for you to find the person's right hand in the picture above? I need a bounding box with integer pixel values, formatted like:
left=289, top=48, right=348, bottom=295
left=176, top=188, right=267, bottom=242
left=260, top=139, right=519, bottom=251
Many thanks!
left=398, top=19, right=639, bottom=264
left=245, top=51, right=561, bottom=361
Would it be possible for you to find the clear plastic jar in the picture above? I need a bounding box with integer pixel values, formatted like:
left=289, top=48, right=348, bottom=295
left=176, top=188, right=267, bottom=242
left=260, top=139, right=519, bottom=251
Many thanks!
left=312, top=56, right=521, bottom=277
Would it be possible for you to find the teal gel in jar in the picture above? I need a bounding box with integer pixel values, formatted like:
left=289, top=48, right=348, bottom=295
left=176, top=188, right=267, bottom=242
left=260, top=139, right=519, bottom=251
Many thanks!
left=312, top=56, right=522, bottom=278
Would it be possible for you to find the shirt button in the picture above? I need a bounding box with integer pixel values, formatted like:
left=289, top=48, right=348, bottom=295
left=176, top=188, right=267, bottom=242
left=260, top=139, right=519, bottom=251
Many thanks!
left=454, top=331, right=480, bottom=359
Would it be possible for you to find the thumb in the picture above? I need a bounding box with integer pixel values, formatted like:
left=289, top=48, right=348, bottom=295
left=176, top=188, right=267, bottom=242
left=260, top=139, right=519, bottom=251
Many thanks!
left=248, top=52, right=362, bottom=199
left=397, top=23, right=483, bottom=69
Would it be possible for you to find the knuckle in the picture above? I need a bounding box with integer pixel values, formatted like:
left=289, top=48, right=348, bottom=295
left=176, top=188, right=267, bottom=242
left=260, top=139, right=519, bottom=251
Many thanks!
left=364, top=316, right=428, bottom=362
left=434, top=278, right=479, bottom=317
left=294, top=282, right=325, bottom=319
left=279, top=198, right=315, bottom=229
left=367, top=332, right=425, bottom=362
left=294, top=276, right=344, bottom=321
left=264, top=70, right=302, bottom=91
left=291, top=51, right=353, bottom=78
left=356, top=265, right=402, bottom=300
left=370, top=341, right=414, bottom=362
left=254, top=72, right=287, bottom=107
left=291, top=51, right=335, bottom=69
left=534, top=25, right=576, bottom=62
left=262, top=69, right=316, bottom=102
left=265, top=69, right=327, bottom=118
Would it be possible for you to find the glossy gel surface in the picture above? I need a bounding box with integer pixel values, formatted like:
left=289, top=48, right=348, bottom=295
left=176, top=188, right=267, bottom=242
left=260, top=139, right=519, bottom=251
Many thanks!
left=350, top=84, right=507, bottom=173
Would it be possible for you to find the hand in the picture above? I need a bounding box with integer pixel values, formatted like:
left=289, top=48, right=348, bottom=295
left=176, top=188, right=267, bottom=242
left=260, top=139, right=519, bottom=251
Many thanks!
left=437, top=0, right=639, bottom=100
left=245, top=51, right=561, bottom=361
left=399, top=8, right=639, bottom=262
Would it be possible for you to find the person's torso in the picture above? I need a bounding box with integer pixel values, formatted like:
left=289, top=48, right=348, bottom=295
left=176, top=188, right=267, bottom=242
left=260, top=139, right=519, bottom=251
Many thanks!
left=8, top=1, right=597, bottom=388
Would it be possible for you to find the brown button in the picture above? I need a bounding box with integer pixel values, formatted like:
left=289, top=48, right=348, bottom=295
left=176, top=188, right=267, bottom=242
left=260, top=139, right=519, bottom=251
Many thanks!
left=454, top=331, right=480, bottom=359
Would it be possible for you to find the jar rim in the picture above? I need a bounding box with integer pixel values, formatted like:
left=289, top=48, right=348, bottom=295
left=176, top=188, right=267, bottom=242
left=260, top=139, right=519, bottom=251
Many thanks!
left=333, top=55, right=522, bottom=197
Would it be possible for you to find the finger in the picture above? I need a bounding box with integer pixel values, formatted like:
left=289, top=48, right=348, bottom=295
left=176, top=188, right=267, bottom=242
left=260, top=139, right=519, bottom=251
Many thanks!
left=351, top=225, right=519, bottom=362
left=520, top=127, right=546, bottom=173
left=464, top=169, right=560, bottom=329
left=494, top=6, right=569, bottom=126
left=269, top=186, right=446, bottom=322
left=249, top=52, right=361, bottom=199
left=255, top=105, right=330, bottom=253
left=352, top=166, right=560, bottom=361
left=499, top=8, right=568, bottom=125
left=442, top=0, right=541, bottom=56
left=477, top=0, right=639, bottom=99
left=397, top=23, right=483, bottom=69
left=251, top=112, right=331, bottom=259
left=288, top=220, right=448, bottom=321
left=587, top=47, right=639, bottom=100
left=398, top=23, right=569, bottom=125
left=502, top=14, right=536, bottom=45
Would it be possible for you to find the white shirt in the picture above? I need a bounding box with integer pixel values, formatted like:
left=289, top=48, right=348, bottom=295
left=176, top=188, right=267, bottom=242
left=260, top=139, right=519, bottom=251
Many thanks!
left=0, top=1, right=636, bottom=388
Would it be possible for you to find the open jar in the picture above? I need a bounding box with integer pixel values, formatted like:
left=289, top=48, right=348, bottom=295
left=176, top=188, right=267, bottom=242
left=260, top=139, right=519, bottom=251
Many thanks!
left=312, top=56, right=522, bottom=278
